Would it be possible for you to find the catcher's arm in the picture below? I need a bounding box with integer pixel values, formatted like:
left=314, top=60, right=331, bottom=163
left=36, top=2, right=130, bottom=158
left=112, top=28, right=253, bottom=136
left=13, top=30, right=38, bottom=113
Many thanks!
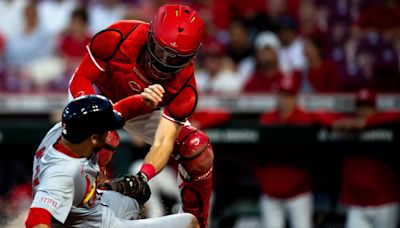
left=69, top=55, right=101, bottom=98
left=142, top=118, right=182, bottom=176
left=113, top=84, right=165, bottom=120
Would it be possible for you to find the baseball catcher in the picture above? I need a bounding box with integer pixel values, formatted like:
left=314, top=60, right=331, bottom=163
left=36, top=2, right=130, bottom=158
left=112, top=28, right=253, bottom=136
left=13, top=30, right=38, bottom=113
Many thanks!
left=68, top=4, right=214, bottom=227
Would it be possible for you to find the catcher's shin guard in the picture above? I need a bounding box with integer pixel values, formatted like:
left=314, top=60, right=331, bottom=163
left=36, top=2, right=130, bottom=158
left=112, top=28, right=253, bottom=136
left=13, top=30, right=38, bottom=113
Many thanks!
left=173, top=126, right=214, bottom=228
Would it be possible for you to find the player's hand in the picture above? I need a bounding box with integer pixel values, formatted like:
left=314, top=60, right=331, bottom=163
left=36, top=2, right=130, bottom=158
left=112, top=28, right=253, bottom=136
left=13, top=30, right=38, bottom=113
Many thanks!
left=134, top=172, right=152, bottom=204
left=141, top=84, right=165, bottom=109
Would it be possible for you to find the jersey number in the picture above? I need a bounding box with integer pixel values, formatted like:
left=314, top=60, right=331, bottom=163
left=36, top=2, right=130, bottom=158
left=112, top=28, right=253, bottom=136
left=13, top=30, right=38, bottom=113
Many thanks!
left=33, top=147, right=46, bottom=186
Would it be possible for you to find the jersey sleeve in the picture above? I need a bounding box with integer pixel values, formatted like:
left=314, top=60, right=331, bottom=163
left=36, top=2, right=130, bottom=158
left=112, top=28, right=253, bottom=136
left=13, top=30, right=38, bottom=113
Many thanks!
left=68, top=54, right=100, bottom=98
left=163, top=84, right=198, bottom=124
left=30, top=175, right=75, bottom=224
left=69, top=28, right=121, bottom=98
left=312, top=111, right=344, bottom=127
left=69, top=23, right=123, bottom=99
left=189, top=108, right=231, bottom=129
left=25, top=208, right=52, bottom=228
left=113, top=94, right=153, bottom=120
left=259, top=112, right=278, bottom=124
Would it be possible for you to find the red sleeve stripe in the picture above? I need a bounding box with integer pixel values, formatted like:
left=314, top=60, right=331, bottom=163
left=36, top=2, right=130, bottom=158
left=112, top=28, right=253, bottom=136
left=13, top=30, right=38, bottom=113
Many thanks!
left=162, top=113, right=186, bottom=125
left=25, top=207, right=52, bottom=228
left=68, top=72, right=76, bottom=99
left=86, top=45, right=105, bottom=72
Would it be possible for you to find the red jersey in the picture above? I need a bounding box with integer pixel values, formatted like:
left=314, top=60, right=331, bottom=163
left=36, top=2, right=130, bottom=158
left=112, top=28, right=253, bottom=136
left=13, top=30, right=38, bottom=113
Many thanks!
left=243, top=70, right=284, bottom=93
left=339, top=111, right=400, bottom=206
left=341, top=156, right=398, bottom=206
left=256, top=107, right=313, bottom=198
left=59, top=34, right=92, bottom=58
left=314, top=110, right=400, bottom=206
left=357, top=3, right=400, bottom=32
left=69, top=20, right=198, bottom=124
left=307, top=60, right=341, bottom=93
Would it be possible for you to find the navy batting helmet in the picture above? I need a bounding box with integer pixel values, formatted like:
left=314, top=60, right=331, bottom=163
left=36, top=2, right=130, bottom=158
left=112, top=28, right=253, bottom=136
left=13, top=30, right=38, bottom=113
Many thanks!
left=62, top=95, right=125, bottom=143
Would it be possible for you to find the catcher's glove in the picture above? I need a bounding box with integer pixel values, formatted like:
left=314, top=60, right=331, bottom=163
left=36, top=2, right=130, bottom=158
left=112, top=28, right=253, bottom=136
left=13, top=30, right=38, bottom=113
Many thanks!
left=100, top=174, right=151, bottom=205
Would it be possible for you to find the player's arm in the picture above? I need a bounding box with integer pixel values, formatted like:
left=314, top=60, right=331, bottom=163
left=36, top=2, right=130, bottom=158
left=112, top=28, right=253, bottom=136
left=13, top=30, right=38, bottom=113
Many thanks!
left=68, top=54, right=102, bottom=98
left=312, top=111, right=345, bottom=127
left=343, top=111, right=400, bottom=130
left=143, top=118, right=182, bottom=175
left=113, top=84, right=165, bottom=121
left=99, top=117, right=179, bottom=205
left=69, top=27, right=123, bottom=98
left=26, top=208, right=52, bottom=228
left=26, top=175, right=75, bottom=227
left=139, top=84, right=198, bottom=180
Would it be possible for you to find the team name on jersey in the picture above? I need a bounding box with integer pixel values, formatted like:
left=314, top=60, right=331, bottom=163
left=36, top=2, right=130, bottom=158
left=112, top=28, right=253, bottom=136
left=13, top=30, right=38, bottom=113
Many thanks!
left=40, top=196, right=59, bottom=208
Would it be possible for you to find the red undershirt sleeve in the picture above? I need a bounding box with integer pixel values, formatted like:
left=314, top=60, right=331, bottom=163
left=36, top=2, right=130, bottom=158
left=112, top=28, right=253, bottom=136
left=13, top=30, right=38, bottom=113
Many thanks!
left=25, top=207, right=52, bottom=228
left=113, top=95, right=153, bottom=120
left=68, top=54, right=103, bottom=98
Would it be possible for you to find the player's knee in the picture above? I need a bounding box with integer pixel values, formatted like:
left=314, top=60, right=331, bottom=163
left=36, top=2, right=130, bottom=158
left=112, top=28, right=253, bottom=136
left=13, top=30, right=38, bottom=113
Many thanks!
left=174, top=126, right=214, bottom=177
left=181, top=187, right=202, bottom=213
left=174, top=126, right=209, bottom=159
left=187, top=213, right=199, bottom=228
left=177, top=212, right=198, bottom=228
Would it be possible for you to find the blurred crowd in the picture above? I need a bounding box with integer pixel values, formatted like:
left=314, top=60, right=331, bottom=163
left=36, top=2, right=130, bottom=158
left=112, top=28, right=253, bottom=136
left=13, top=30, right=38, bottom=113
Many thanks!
left=0, top=0, right=400, bottom=94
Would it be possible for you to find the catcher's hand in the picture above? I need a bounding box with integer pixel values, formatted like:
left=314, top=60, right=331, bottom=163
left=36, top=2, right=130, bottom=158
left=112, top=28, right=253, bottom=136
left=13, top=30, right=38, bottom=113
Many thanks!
left=100, top=174, right=151, bottom=205
left=141, top=84, right=165, bottom=109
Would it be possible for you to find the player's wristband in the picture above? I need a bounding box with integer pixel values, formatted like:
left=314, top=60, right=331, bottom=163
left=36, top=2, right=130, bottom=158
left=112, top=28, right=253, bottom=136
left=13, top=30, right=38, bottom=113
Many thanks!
left=139, top=164, right=156, bottom=181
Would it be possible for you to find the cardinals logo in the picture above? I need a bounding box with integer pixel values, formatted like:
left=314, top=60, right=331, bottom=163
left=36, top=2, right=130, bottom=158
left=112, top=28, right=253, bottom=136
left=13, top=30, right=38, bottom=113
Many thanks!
left=128, top=81, right=141, bottom=94
left=80, top=175, right=97, bottom=207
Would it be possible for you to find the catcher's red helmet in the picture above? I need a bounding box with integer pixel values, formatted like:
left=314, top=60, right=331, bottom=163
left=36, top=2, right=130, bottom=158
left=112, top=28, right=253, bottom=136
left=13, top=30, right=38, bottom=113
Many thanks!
left=146, top=4, right=205, bottom=81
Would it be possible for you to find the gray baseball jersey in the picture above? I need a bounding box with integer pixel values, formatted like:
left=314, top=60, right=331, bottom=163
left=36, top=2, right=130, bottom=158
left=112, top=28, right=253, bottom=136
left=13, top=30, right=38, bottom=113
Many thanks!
left=30, top=123, right=138, bottom=227
left=29, top=123, right=197, bottom=228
